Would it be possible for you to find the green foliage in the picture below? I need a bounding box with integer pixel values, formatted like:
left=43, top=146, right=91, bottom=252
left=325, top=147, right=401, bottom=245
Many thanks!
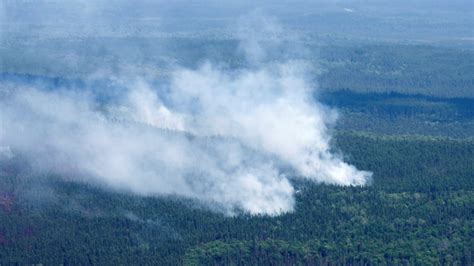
left=322, top=91, right=474, bottom=139
left=0, top=133, right=473, bottom=265
left=319, top=45, right=474, bottom=98
left=1, top=38, right=473, bottom=265
left=2, top=40, right=473, bottom=99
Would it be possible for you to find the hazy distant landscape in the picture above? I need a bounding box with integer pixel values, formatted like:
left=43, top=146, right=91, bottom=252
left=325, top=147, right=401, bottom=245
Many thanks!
left=0, top=0, right=473, bottom=265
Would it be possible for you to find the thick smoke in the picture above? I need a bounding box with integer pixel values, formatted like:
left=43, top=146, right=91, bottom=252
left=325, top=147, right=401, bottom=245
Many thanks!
left=0, top=8, right=371, bottom=215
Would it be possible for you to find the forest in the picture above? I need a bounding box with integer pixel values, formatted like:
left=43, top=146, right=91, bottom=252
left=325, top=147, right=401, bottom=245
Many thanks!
left=1, top=2, right=473, bottom=263
left=0, top=131, right=473, bottom=265
left=1, top=42, right=474, bottom=265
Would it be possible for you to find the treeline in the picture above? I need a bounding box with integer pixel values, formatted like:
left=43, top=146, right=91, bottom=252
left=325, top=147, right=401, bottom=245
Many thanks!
left=0, top=133, right=473, bottom=265
left=318, top=44, right=474, bottom=98
left=321, top=91, right=474, bottom=139
left=2, top=40, right=473, bottom=99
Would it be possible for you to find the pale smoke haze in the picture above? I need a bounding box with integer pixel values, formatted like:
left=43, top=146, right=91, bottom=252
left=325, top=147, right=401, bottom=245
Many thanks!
left=0, top=10, right=372, bottom=215
left=0, top=63, right=371, bottom=215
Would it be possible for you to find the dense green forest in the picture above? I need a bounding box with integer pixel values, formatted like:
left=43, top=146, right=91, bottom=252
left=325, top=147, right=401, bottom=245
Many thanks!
left=1, top=132, right=473, bottom=265
left=2, top=39, right=473, bottom=98
left=1, top=26, right=473, bottom=266
left=1, top=1, right=473, bottom=264
left=318, top=45, right=474, bottom=98
left=322, top=91, right=474, bottom=139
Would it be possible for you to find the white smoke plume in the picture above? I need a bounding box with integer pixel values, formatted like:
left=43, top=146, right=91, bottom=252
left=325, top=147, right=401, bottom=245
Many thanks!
left=0, top=9, right=371, bottom=215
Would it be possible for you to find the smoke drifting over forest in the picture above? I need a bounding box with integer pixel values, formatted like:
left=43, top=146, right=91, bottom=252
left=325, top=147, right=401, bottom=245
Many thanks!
left=0, top=3, right=372, bottom=215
